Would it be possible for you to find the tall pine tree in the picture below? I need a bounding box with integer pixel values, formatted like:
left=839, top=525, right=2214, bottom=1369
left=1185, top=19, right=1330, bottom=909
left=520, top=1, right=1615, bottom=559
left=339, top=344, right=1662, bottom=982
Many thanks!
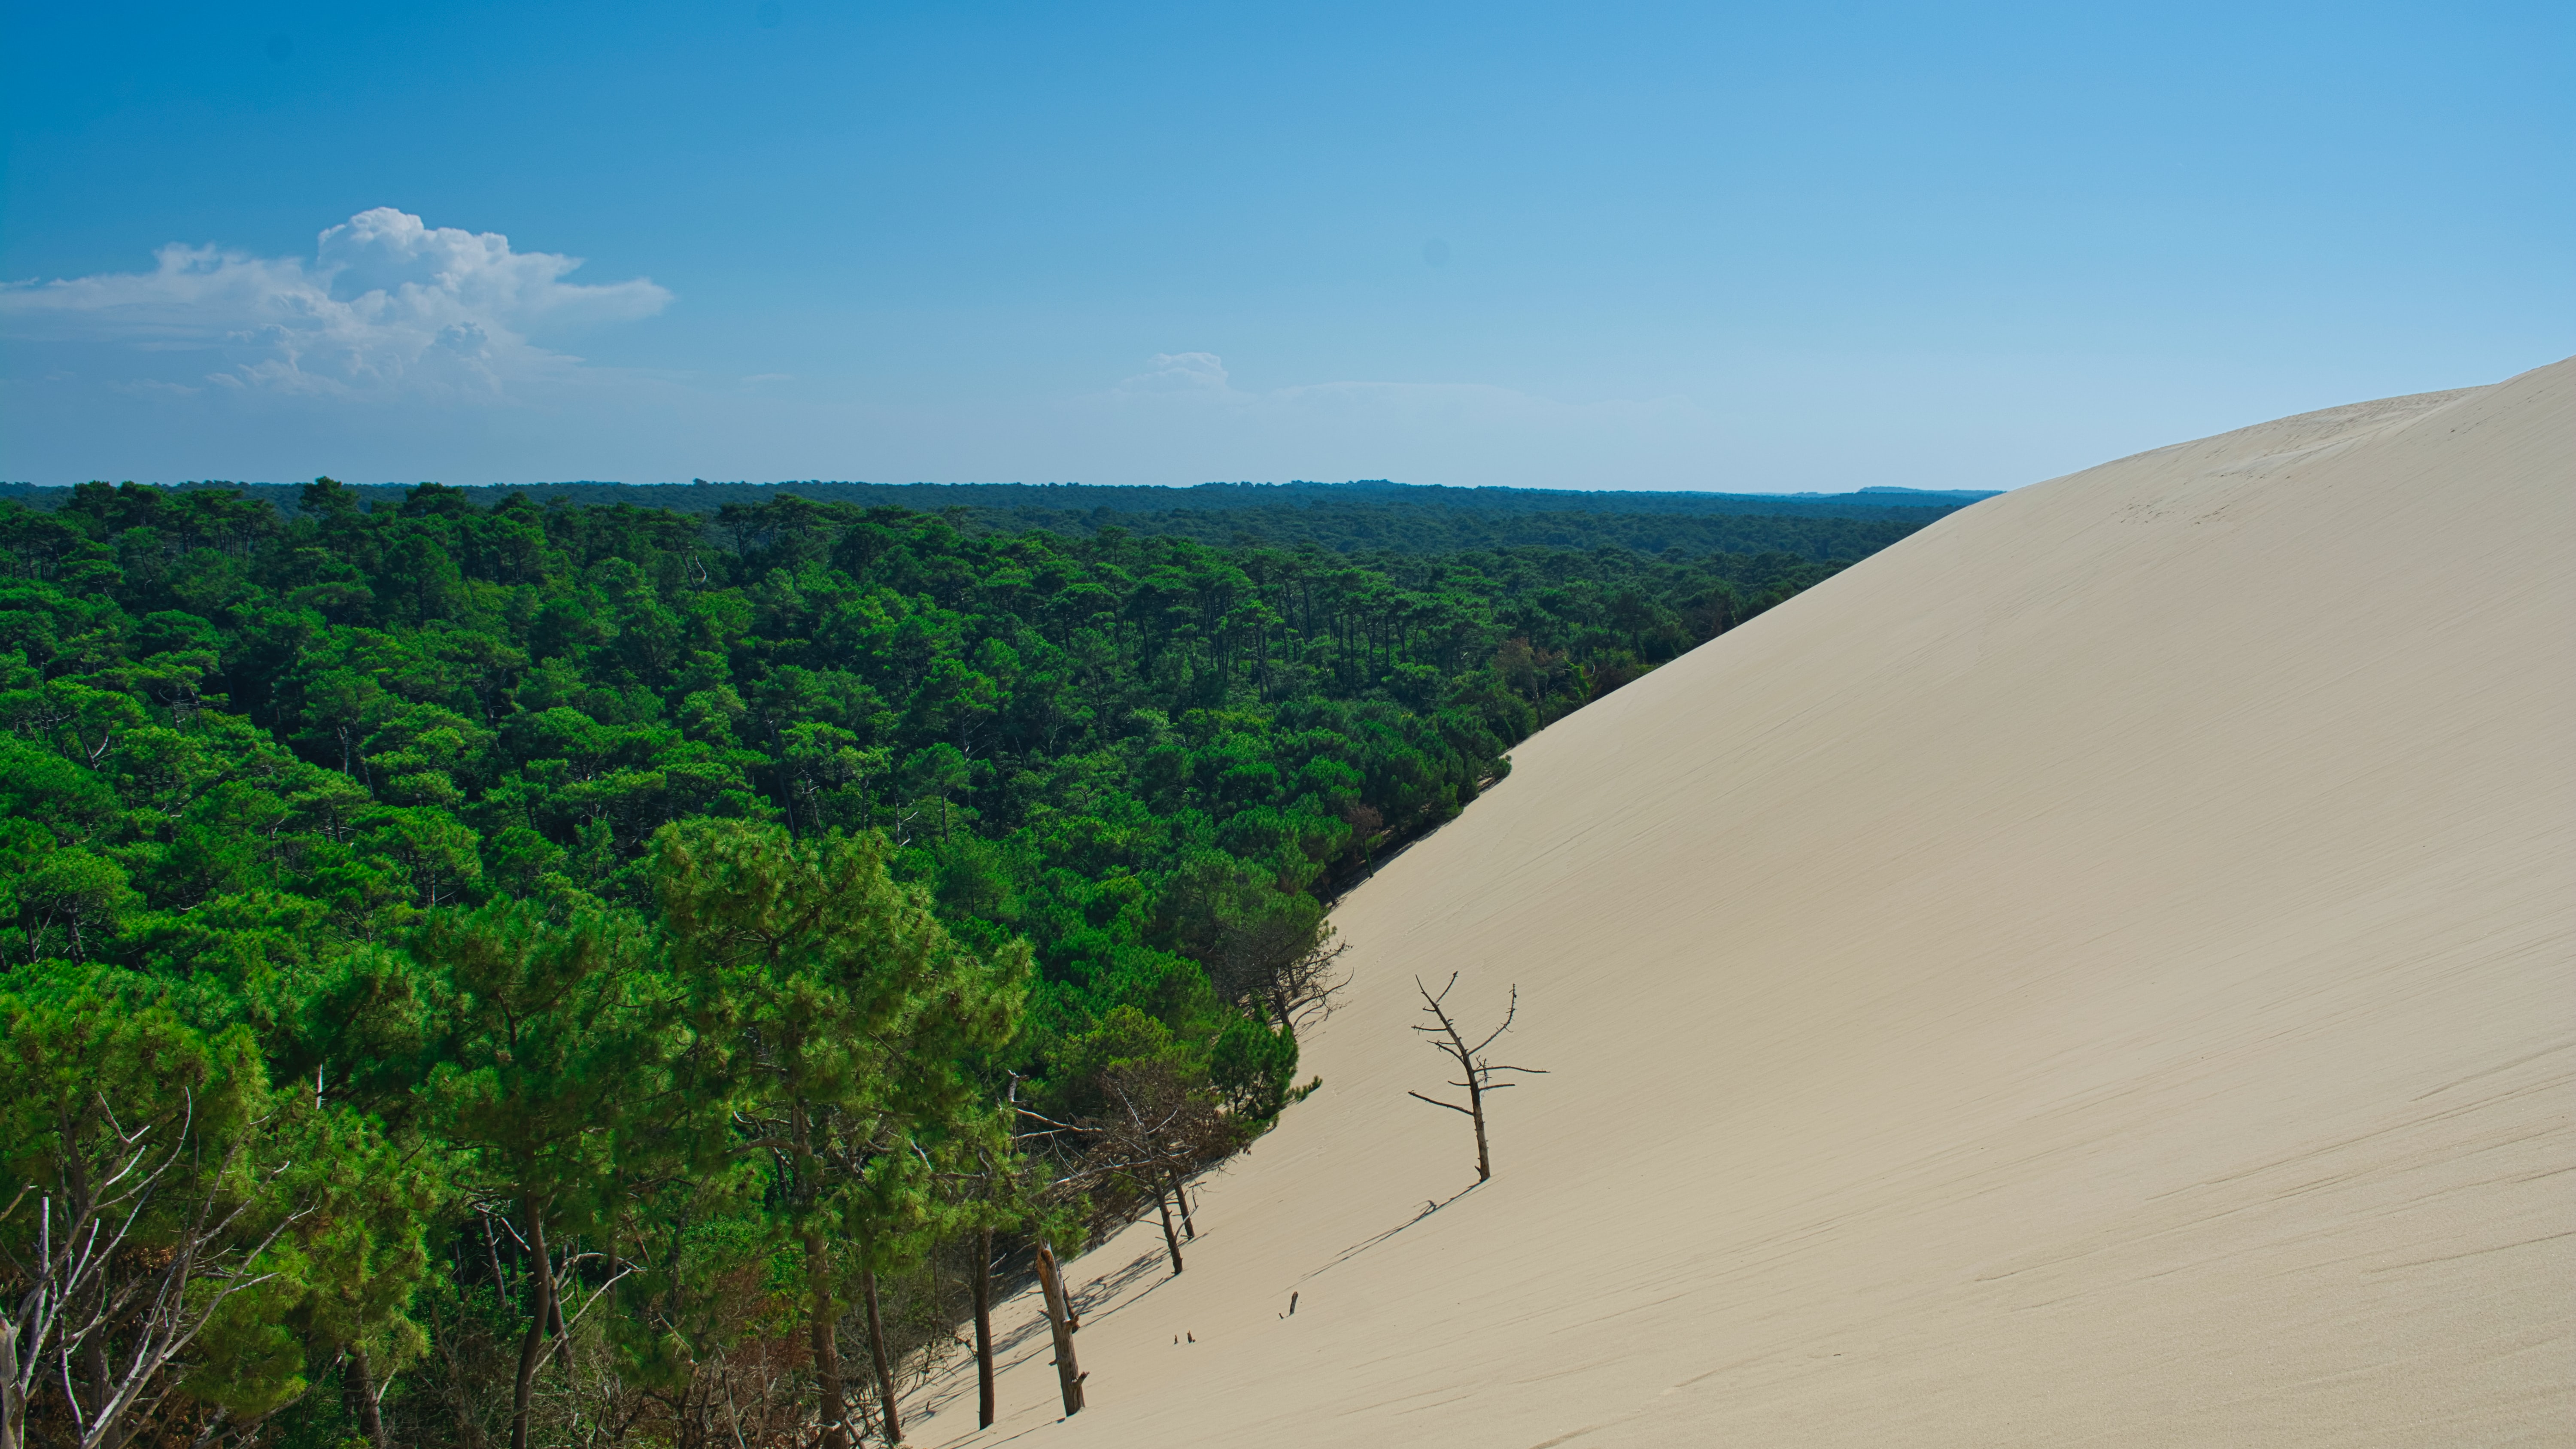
left=653, top=822, right=1026, bottom=1447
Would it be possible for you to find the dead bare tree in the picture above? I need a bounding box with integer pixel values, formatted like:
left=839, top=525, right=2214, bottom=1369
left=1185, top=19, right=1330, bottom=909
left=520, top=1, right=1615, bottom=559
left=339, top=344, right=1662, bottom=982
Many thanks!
left=1030, top=1245, right=1084, bottom=1418
left=0, top=1091, right=307, bottom=1449
left=1201, top=900, right=1350, bottom=1032
left=1261, top=928, right=1352, bottom=1033
left=997, top=1086, right=1115, bottom=1425
left=1093, top=1063, right=1221, bottom=1278
left=1406, top=975, right=1546, bottom=1182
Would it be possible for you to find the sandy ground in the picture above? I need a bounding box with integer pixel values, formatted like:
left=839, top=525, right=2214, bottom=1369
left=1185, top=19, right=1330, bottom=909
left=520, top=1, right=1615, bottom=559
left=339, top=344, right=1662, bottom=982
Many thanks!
left=918, top=358, right=2576, bottom=1447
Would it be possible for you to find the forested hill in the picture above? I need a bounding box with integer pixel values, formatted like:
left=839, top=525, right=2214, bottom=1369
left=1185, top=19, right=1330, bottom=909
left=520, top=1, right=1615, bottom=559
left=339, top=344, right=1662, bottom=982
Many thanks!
left=0, top=477, right=1993, bottom=556
left=0, top=476, right=1945, bottom=1449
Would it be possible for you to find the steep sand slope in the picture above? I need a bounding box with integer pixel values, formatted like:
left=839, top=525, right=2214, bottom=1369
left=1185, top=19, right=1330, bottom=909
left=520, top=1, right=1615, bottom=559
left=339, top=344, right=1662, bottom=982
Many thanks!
left=923, top=358, right=2576, bottom=1447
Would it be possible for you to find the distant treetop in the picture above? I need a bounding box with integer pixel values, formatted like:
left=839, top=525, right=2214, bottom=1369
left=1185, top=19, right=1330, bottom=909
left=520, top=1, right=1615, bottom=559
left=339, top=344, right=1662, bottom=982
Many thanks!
left=0, top=476, right=1997, bottom=518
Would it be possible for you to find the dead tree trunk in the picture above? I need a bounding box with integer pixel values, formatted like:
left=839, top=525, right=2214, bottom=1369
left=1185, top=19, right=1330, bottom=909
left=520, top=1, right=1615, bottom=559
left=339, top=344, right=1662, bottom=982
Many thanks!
left=1167, top=1170, right=1196, bottom=1240
left=1152, top=1187, right=1185, bottom=1274
left=972, top=1229, right=996, bottom=1431
left=861, top=1270, right=901, bottom=1444
left=1031, top=1245, right=1085, bottom=1417
left=1407, top=974, right=1546, bottom=1183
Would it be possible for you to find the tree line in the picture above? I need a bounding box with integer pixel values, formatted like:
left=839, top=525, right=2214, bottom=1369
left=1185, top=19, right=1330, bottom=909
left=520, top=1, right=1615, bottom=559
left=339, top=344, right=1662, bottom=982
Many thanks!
left=0, top=478, right=1898, bottom=1447
left=0, top=478, right=1979, bottom=559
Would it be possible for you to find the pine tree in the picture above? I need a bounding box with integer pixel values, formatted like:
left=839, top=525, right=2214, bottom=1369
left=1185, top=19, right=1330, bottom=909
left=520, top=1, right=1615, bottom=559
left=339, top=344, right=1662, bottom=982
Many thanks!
left=416, top=898, right=665, bottom=1449
left=653, top=821, right=1027, bottom=1447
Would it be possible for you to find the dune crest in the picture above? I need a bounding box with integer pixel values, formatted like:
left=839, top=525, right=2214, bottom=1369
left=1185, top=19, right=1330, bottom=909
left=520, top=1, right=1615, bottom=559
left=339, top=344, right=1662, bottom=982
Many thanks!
left=927, top=358, right=2575, bottom=1447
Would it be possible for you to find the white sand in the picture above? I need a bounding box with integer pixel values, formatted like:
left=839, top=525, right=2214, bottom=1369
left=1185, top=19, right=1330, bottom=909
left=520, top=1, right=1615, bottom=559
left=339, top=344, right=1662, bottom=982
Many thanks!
left=922, top=358, right=2576, bottom=1447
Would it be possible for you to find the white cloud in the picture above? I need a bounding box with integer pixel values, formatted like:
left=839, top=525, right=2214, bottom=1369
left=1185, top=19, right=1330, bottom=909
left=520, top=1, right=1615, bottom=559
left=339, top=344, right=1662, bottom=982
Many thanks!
left=0, top=207, right=670, bottom=399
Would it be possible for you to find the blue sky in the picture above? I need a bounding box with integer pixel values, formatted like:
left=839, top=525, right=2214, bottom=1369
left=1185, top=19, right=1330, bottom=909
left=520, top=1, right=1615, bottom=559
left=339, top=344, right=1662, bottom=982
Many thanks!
left=3, top=0, right=2568, bottom=490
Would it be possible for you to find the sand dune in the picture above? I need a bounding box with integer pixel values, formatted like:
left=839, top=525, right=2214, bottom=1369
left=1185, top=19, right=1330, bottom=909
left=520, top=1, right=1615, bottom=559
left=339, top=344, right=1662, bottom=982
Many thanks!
left=922, top=358, right=2576, bottom=1447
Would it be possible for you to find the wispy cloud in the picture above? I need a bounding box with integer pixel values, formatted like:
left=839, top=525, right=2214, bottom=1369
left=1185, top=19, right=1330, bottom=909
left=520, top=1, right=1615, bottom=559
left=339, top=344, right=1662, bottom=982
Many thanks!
left=0, top=207, right=670, bottom=398
left=1115, top=351, right=1234, bottom=395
